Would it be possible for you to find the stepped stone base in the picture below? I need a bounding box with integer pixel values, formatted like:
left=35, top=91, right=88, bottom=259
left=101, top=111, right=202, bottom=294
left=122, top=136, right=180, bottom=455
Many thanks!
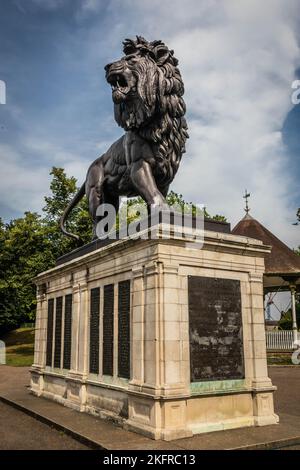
left=31, top=223, right=278, bottom=440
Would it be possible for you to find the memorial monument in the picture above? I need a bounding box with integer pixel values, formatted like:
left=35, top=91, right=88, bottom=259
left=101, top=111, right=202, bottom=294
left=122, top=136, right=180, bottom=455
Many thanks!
left=31, top=37, right=278, bottom=441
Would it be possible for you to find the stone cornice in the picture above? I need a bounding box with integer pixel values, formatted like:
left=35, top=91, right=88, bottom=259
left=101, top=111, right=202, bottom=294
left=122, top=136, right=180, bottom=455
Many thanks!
left=33, top=227, right=271, bottom=286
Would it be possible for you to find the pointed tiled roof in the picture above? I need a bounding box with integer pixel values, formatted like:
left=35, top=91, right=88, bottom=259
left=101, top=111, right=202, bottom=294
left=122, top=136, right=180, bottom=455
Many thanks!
left=232, top=214, right=300, bottom=277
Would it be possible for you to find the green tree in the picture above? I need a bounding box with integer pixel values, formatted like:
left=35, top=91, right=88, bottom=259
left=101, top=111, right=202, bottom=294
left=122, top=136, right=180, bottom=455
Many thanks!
left=43, top=167, right=92, bottom=256
left=278, top=304, right=300, bottom=330
left=117, top=190, right=227, bottom=225
left=0, top=212, right=52, bottom=333
left=166, top=191, right=227, bottom=221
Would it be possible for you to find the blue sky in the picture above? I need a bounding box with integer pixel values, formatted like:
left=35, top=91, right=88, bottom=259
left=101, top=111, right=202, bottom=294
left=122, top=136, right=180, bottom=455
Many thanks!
left=0, top=0, right=299, bottom=248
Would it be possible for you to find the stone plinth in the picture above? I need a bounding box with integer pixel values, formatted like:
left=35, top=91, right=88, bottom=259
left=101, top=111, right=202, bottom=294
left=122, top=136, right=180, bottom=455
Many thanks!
left=31, top=225, right=278, bottom=440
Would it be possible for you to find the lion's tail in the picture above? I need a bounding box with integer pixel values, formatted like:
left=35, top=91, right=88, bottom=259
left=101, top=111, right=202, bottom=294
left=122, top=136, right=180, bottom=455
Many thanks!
left=60, top=183, right=86, bottom=242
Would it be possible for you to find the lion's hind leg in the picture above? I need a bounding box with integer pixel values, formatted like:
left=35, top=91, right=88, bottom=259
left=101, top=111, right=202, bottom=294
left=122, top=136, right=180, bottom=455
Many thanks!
left=86, top=161, right=105, bottom=239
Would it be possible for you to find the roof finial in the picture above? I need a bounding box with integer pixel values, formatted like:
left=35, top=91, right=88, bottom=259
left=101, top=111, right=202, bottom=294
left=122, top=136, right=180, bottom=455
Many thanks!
left=243, top=189, right=250, bottom=214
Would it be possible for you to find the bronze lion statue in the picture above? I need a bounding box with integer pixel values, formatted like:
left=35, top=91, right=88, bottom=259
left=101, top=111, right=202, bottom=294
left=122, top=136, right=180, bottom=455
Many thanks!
left=60, top=36, right=188, bottom=241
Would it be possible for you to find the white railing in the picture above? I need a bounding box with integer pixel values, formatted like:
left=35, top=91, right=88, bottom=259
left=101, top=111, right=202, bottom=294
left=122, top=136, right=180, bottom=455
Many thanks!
left=266, top=330, right=300, bottom=350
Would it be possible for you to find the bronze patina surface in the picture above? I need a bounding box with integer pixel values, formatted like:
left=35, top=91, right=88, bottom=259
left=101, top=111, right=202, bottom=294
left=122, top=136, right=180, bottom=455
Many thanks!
left=60, top=37, right=188, bottom=241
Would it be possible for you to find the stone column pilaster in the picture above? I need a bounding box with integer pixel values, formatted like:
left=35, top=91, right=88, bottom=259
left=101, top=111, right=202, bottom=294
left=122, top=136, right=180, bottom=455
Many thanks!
left=248, top=273, right=271, bottom=389
left=249, top=273, right=278, bottom=426
left=127, top=260, right=191, bottom=440
left=32, top=284, right=47, bottom=370
left=39, top=289, right=48, bottom=369
left=77, top=278, right=89, bottom=378
left=70, top=282, right=80, bottom=374
left=129, top=265, right=145, bottom=389
left=31, top=284, right=47, bottom=395
left=33, top=291, right=42, bottom=368
left=66, top=271, right=89, bottom=411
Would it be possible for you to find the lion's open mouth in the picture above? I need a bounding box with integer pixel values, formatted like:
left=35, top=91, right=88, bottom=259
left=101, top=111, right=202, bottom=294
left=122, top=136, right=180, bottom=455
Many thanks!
left=107, top=73, right=128, bottom=90
left=107, top=72, right=131, bottom=102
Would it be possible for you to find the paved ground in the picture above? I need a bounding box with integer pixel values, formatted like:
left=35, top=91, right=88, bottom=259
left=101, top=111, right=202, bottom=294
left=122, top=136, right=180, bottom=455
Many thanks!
left=0, top=401, right=88, bottom=450
left=281, top=445, right=300, bottom=450
left=0, top=365, right=299, bottom=450
left=269, top=367, right=300, bottom=418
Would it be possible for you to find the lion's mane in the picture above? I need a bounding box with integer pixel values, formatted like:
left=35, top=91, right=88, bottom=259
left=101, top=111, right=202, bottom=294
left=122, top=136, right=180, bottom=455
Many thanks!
left=116, top=36, right=189, bottom=185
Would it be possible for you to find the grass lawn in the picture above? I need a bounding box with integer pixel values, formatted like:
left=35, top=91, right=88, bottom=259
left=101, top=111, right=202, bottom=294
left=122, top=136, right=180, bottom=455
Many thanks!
left=1, top=327, right=35, bottom=367
left=267, top=352, right=296, bottom=365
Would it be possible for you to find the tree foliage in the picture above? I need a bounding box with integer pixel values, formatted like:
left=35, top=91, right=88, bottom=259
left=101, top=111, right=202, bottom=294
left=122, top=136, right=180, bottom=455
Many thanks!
left=0, top=212, right=50, bottom=332
left=118, top=190, right=227, bottom=226
left=43, top=167, right=92, bottom=254
left=278, top=304, right=300, bottom=330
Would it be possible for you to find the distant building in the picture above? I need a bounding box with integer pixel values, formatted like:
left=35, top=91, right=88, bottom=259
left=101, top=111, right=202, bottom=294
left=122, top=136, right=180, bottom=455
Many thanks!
left=232, top=211, right=300, bottom=342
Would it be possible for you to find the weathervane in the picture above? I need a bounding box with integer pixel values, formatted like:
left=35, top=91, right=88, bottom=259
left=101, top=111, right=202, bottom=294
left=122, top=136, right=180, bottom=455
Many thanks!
left=243, top=189, right=250, bottom=214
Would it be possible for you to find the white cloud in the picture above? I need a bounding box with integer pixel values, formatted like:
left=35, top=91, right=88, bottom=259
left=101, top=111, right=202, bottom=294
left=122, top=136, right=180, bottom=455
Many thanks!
left=30, top=0, right=66, bottom=10
left=0, top=143, right=49, bottom=215
left=80, top=0, right=100, bottom=13
left=0, top=139, right=86, bottom=217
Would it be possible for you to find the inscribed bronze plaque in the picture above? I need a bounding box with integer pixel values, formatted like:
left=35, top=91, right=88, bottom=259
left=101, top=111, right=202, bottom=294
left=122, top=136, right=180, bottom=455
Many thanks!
left=188, top=276, right=244, bottom=382
left=46, top=298, right=54, bottom=367
left=63, top=294, right=72, bottom=370
left=103, top=284, right=114, bottom=376
left=118, top=280, right=130, bottom=379
left=89, top=288, right=100, bottom=374
left=54, top=296, right=63, bottom=368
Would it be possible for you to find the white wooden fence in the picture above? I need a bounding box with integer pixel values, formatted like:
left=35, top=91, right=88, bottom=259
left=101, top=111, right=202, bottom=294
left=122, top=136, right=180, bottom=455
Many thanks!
left=266, top=330, right=300, bottom=350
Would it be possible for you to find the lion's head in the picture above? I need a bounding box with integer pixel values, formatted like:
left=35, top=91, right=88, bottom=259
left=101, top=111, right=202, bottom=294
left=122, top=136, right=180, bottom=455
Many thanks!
left=105, top=36, right=188, bottom=183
